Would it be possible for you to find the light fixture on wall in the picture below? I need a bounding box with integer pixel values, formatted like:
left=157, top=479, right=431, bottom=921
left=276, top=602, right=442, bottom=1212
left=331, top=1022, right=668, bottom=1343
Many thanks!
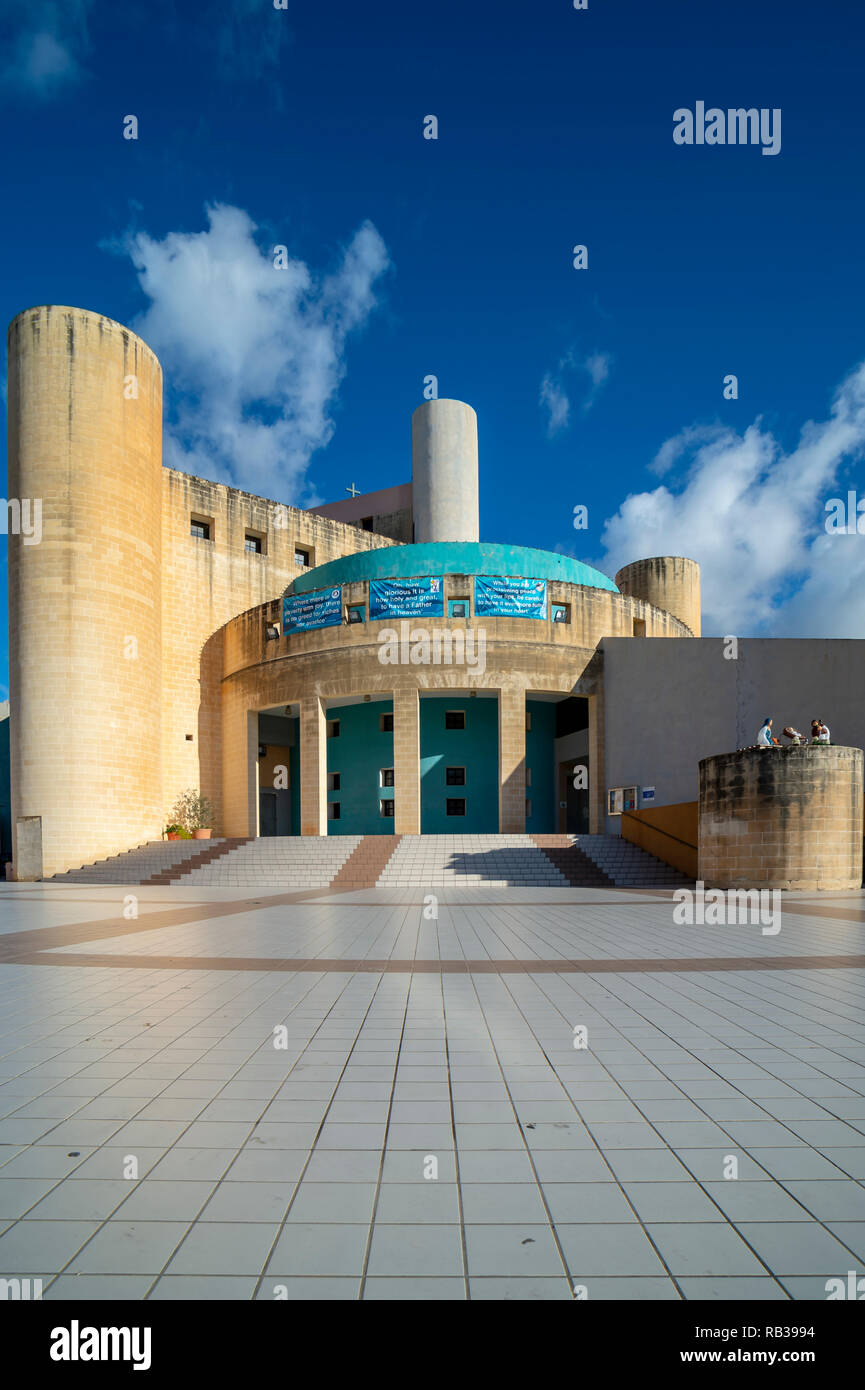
left=258, top=744, right=267, bottom=758
left=265, top=624, right=280, bottom=641
left=363, top=694, right=371, bottom=702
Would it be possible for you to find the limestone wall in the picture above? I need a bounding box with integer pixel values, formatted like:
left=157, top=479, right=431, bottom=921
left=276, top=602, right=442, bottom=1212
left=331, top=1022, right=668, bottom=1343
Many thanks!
left=698, top=745, right=864, bottom=890
left=7, top=306, right=164, bottom=877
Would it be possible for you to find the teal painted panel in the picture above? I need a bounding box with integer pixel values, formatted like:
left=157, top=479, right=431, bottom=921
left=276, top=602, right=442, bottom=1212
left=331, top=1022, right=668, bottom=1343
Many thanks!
left=420, top=697, right=498, bottom=833
left=326, top=700, right=394, bottom=835
left=288, top=541, right=618, bottom=598
left=526, top=700, right=556, bottom=834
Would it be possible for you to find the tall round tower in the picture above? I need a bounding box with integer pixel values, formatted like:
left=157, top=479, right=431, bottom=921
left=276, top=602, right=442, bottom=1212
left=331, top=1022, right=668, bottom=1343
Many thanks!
left=411, top=398, right=479, bottom=543
left=614, top=555, right=701, bottom=636
left=7, top=306, right=163, bottom=877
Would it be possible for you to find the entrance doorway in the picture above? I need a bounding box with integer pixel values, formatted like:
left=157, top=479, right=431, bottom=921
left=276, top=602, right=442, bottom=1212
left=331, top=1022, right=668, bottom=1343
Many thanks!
left=558, top=760, right=590, bottom=833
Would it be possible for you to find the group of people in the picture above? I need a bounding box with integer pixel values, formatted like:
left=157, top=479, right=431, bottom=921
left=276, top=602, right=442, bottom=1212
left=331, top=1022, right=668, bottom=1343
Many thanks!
left=757, top=717, right=830, bottom=748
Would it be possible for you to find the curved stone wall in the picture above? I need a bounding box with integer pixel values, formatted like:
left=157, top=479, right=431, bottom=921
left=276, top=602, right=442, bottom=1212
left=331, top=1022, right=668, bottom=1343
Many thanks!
left=7, top=306, right=163, bottom=877
left=699, top=746, right=864, bottom=890
left=615, top=555, right=701, bottom=636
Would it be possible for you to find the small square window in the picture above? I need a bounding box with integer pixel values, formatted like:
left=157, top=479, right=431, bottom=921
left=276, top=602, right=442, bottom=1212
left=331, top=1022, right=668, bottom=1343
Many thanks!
left=448, top=598, right=469, bottom=618
left=327, top=719, right=340, bottom=739
left=294, top=547, right=311, bottom=568
left=380, top=799, right=395, bottom=818
left=190, top=517, right=211, bottom=541
left=552, top=604, right=569, bottom=624
left=380, top=768, right=395, bottom=787
left=245, top=534, right=263, bottom=554
left=327, top=802, right=341, bottom=820
left=327, top=772, right=341, bottom=792
left=380, top=713, right=394, bottom=733
left=445, top=710, right=465, bottom=730
left=445, top=767, right=465, bottom=786
left=446, top=798, right=466, bottom=817
left=348, top=606, right=365, bottom=624
left=361, top=516, right=374, bottom=531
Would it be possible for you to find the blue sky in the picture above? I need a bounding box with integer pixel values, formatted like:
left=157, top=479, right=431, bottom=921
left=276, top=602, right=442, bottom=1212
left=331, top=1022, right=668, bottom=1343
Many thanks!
left=2, top=0, right=865, bottom=700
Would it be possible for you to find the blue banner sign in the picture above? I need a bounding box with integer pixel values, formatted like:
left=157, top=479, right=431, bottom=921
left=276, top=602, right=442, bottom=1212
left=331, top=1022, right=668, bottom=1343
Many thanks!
left=369, top=577, right=445, bottom=621
left=474, top=575, right=547, bottom=619
left=282, top=586, right=343, bottom=634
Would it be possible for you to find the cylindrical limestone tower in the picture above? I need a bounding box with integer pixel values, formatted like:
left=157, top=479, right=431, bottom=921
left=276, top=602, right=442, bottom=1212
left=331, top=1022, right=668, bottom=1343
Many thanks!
left=7, top=306, right=163, bottom=877
left=699, top=746, right=864, bottom=890
left=615, top=555, right=701, bottom=636
left=411, top=398, right=479, bottom=543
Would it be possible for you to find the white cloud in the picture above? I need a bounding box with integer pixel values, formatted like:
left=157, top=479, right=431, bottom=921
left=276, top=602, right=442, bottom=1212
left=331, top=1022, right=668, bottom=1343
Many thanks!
left=215, top=0, right=292, bottom=84
left=539, top=348, right=613, bottom=436
left=0, top=1, right=92, bottom=97
left=598, top=361, right=865, bottom=637
left=120, top=203, right=390, bottom=502
left=539, top=374, right=570, bottom=437
left=584, top=351, right=612, bottom=398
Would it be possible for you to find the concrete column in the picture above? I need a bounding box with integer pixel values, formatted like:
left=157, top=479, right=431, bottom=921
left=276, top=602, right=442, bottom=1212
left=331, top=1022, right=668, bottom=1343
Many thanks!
left=221, top=704, right=258, bottom=837
left=393, top=689, right=421, bottom=834
left=499, top=689, right=526, bottom=833
left=588, top=693, right=605, bottom=835
left=411, top=399, right=480, bottom=543
left=300, top=697, right=327, bottom=836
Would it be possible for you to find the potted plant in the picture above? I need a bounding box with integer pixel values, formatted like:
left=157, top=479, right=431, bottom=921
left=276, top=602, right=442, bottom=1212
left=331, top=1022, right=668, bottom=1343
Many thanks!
left=170, top=789, right=215, bottom=840
left=164, top=824, right=183, bottom=841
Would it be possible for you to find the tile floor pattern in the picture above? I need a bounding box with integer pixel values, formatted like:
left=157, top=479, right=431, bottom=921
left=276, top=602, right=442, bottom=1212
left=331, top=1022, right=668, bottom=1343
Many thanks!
left=0, top=881, right=864, bottom=1300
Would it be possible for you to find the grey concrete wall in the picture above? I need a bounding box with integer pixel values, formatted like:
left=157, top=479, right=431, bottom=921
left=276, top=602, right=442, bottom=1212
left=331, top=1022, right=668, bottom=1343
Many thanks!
left=602, top=637, right=865, bottom=834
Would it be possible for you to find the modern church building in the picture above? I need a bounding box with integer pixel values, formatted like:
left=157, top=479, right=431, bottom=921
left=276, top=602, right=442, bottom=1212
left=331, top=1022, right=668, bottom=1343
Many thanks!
left=5, top=305, right=865, bottom=883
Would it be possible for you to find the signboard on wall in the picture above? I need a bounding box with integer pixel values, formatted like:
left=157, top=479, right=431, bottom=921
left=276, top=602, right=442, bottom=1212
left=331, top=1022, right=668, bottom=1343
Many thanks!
left=474, top=575, right=547, bottom=619
left=642, top=786, right=655, bottom=801
left=282, top=586, right=343, bottom=634
left=369, top=577, right=445, bottom=620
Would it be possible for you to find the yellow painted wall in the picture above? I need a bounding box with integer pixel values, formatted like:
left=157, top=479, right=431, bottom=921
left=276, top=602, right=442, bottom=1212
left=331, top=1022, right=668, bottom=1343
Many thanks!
left=622, top=801, right=698, bottom=877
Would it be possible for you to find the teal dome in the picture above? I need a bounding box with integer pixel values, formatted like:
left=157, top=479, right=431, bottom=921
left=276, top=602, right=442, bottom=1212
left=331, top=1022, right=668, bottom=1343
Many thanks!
left=288, top=541, right=617, bottom=596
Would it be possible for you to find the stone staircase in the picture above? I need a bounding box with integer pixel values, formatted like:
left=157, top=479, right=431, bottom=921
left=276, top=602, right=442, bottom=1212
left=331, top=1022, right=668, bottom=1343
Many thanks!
left=377, top=835, right=572, bottom=887
left=530, top=835, right=614, bottom=887
left=176, top=835, right=363, bottom=887
left=47, top=832, right=691, bottom=890
left=49, top=839, right=240, bottom=884
left=573, top=833, right=692, bottom=887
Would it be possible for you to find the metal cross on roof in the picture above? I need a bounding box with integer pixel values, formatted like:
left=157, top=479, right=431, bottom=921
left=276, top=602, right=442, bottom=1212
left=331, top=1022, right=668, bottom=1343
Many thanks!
left=345, top=482, right=361, bottom=497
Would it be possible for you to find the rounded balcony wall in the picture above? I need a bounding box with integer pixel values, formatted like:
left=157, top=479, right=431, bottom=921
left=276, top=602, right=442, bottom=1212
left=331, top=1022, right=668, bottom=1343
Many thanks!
left=222, top=573, right=691, bottom=687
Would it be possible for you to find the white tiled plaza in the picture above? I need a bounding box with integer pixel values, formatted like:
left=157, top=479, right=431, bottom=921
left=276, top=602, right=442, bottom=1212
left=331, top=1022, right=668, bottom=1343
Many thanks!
left=1, top=880, right=864, bottom=1301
